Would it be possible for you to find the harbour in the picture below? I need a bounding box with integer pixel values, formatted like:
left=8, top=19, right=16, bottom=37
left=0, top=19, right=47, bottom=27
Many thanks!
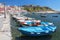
left=11, top=13, right=60, bottom=40
left=0, top=1, right=60, bottom=40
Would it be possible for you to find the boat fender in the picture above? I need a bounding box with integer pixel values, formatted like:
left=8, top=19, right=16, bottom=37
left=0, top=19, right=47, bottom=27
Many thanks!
left=31, top=32, right=34, bottom=34
left=45, top=30, right=49, bottom=33
left=37, top=33, right=40, bottom=34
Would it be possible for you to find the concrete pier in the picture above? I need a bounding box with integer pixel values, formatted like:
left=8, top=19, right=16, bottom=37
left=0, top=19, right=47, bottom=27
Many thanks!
left=0, top=13, right=12, bottom=40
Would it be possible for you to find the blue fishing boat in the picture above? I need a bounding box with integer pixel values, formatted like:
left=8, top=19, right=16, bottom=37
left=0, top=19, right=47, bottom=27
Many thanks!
left=18, top=20, right=56, bottom=36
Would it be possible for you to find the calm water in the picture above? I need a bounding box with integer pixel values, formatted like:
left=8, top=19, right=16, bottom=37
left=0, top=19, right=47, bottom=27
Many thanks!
left=21, top=13, right=60, bottom=40
left=11, top=13, right=60, bottom=40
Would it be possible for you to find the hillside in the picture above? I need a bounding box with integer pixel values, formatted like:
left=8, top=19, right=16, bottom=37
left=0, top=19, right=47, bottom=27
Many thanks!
left=22, top=5, right=54, bottom=12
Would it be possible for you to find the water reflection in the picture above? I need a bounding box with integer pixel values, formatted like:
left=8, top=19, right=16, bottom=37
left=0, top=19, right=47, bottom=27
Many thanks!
left=16, top=35, right=52, bottom=40
left=21, top=13, right=60, bottom=40
left=11, top=13, right=60, bottom=40
left=24, top=13, right=60, bottom=22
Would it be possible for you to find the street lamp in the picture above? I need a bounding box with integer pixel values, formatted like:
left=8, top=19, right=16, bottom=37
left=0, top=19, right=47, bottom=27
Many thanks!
left=2, top=3, right=6, bottom=18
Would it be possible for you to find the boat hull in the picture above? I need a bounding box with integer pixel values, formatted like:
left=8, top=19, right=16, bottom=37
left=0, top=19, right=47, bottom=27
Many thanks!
left=19, top=29, right=54, bottom=36
left=18, top=26, right=56, bottom=36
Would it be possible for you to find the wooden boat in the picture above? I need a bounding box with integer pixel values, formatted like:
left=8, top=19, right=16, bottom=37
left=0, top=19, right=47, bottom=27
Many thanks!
left=18, top=20, right=56, bottom=36
left=53, top=16, right=58, bottom=17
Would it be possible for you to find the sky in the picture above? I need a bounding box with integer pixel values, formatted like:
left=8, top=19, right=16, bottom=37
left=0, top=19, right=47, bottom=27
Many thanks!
left=0, top=0, right=60, bottom=11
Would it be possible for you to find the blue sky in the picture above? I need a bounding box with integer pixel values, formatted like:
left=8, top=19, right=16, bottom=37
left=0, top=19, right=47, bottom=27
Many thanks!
left=0, top=0, right=60, bottom=11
